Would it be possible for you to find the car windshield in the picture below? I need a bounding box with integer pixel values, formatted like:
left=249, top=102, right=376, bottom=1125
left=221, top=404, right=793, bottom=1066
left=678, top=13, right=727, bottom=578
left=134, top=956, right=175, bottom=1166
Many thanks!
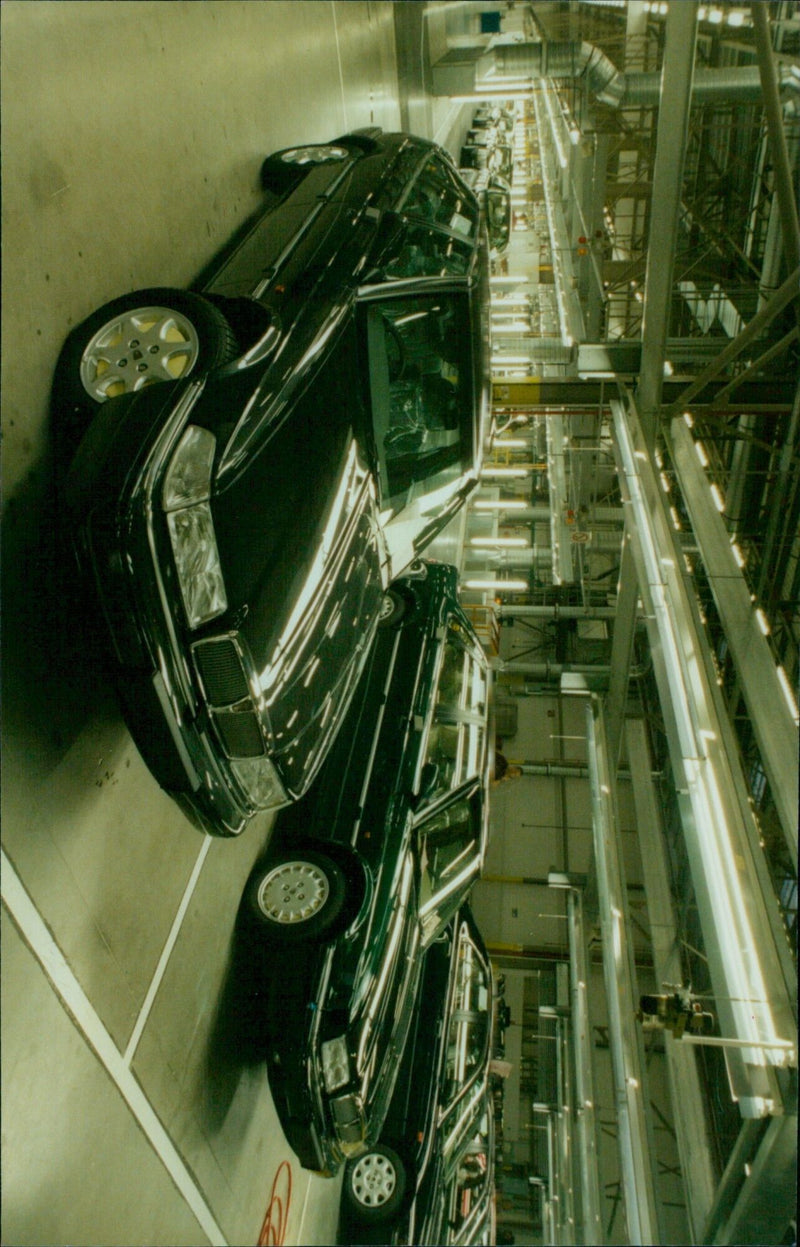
left=365, top=293, right=474, bottom=511
left=422, top=620, right=487, bottom=802
left=442, top=935, right=490, bottom=1109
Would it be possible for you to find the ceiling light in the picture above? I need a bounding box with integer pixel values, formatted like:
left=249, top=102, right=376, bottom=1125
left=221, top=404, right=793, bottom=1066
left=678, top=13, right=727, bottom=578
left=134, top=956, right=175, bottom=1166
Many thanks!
left=464, top=579, right=528, bottom=591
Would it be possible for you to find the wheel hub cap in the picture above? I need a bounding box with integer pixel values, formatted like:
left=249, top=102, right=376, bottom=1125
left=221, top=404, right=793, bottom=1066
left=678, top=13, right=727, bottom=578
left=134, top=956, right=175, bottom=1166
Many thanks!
left=257, top=861, right=329, bottom=925
left=351, top=1153, right=397, bottom=1207
left=79, top=306, right=200, bottom=402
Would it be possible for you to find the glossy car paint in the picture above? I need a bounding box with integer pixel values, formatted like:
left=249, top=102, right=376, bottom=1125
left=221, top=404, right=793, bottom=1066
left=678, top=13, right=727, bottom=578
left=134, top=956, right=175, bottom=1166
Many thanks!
left=60, top=132, right=491, bottom=835
left=250, top=563, right=492, bottom=1173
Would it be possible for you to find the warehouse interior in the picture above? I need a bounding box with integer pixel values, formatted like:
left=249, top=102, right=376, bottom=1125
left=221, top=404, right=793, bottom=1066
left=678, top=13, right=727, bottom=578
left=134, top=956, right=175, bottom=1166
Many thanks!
left=1, top=2, right=797, bottom=1245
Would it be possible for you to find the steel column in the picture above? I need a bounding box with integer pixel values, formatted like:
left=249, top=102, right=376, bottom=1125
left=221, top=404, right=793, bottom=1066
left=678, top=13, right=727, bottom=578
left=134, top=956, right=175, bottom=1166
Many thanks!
left=667, top=416, right=799, bottom=864
left=665, top=266, right=800, bottom=417
left=751, top=2, right=800, bottom=283
left=566, top=889, right=604, bottom=1245
left=585, top=699, right=662, bottom=1244
left=611, top=389, right=797, bottom=1118
left=626, top=718, right=717, bottom=1243
left=637, top=0, right=698, bottom=444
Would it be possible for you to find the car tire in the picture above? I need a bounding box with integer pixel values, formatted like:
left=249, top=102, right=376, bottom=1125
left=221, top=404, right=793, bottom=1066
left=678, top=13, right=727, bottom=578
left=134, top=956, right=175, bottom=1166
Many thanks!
left=344, top=1144, right=407, bottom=1225
left=245, top=849, right=347, bottom=943
left=377, top=588, right=409, bottom=629
left=260, top=143, right=350, bottom=193
left=55, top=287, right=238, bottom=422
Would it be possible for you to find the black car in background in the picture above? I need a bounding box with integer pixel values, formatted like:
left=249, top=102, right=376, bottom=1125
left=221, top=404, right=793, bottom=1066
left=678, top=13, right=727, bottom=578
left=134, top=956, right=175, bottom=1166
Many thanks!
left=461, top=138, right=514, bottom=185
left=56, top=131, right=491, bottom=835
left=339, top=906, right=493, bottom=1240
left=242, top=563, right=492, bottom=1173
left=458, top=168, right=511, bottom=256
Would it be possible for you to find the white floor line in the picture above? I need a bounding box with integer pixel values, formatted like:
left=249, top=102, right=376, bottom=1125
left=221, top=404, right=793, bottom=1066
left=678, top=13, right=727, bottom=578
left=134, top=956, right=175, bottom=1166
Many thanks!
left=1, top=848, right=228, bottom=1247
left=295, top=1170, right=316, bottom=1245
left=331, top=0, right=348, bottom=132
left=124, top=835, right=212, bottom=1065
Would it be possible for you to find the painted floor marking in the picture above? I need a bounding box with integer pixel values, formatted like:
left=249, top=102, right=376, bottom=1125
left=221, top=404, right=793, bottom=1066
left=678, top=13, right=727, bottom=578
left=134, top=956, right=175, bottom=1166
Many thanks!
left=1, top=848, right=228, bottom=1247
left=124, top=835, right=212, bottom=1065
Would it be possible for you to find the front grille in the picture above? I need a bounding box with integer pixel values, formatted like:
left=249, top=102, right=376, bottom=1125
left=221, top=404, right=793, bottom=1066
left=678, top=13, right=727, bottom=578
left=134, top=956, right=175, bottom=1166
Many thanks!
left=214, top=707, right=264, bottom=758
left=194, top=638, right=249, bottom=706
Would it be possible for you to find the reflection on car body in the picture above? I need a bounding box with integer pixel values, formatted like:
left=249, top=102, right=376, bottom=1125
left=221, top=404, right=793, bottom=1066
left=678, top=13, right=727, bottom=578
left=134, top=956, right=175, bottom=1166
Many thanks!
left=57, top=131, right=491, bottom=835
left=242, top=563, right=492, bottom=1174
left=339, top=906, right=494, bottom=1242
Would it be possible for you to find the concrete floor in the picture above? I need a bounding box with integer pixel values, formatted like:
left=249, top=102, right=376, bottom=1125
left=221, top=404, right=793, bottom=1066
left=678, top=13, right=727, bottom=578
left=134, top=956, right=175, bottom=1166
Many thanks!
left=1, top=3, right=479, bottom=1244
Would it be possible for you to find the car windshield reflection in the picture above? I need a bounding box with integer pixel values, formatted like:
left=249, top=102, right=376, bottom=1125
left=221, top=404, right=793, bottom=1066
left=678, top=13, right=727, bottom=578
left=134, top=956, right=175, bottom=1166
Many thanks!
left=366, top=293, right=473, bottom=511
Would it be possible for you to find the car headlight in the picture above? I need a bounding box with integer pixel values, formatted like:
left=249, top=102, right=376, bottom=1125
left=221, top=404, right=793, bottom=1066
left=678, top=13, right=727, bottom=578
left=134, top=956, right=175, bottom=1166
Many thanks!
left=229, top=755, right=289, bottom=811
left=163, top=426, right=227, bottom=629
left=320, top=1035, right=351, bottom=1094
left=163, top=425, right=216, bottom=509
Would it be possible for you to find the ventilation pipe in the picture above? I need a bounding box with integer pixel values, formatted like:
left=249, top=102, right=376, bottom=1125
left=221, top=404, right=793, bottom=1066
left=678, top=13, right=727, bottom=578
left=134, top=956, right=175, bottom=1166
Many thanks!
left=491, top=41, right=799, bottom=107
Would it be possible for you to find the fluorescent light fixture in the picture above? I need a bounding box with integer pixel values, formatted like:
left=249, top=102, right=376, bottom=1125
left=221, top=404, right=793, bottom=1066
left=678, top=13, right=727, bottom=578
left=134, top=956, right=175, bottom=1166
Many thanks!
left=695, top=441, right=709, bottom=467
left=710, top=483, right=725, bottom=513
left=473, top=499, right=528, bottom=510
left=683, top=411, right=695, bottom=428
left=481, top=467, right=530, bottom=477
left=731, top=541, right=745, bottom=568
left=469, top=536, right=529, bottom=547
left=464, top=579, right=528, bottom=591
left=776, top=666, right=799, bottom=724
left=755, top=607, right=770, bottom=635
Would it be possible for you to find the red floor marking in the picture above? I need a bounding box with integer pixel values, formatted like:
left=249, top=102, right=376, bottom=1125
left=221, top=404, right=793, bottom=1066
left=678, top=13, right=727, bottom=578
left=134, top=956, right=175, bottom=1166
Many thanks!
left=257, top=1160, right=293, bottom=1246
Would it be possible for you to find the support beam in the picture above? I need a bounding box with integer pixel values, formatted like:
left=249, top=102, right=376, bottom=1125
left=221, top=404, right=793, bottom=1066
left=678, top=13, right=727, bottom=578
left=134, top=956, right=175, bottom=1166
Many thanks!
left=567, top=889, right=604, bottom=1246
left=637, top=0, right=698, bottom=444
left=664, top=266, right=800, bottom=417
left=626, top=719, right=717, bottom=1243
left=751, top=2, right=800, bottom=284
left=611, top=389, right=797, bottom=1118
left=667, top=417, right=799, bottom=864
left=585, top=699, right=662, bottom=1245
left=604, top=538, right=640, bottom=769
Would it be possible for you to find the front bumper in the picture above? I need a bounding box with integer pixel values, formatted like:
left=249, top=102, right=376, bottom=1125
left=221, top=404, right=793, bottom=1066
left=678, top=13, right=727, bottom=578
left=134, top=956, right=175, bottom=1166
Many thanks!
left=262, top=946, right=371, bottom=1174
left=68, top=380, right=261, bottom=835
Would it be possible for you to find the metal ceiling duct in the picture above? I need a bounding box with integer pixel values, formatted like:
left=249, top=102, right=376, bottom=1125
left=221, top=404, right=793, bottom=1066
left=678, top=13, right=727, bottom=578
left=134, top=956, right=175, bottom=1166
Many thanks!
left=493, top=41, right=800, bottom=107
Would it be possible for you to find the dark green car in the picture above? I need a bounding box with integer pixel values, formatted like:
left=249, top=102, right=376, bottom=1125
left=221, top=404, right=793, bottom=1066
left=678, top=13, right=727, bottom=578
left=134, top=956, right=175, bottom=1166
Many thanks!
left=339, top=906, right=494, bottom=1241
left=243, top=562, right=491, bottom=1173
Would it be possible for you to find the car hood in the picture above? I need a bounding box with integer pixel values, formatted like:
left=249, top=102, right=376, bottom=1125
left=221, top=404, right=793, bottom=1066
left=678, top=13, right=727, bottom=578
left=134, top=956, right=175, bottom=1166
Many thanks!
left=209, top=353, right=386, bottom=796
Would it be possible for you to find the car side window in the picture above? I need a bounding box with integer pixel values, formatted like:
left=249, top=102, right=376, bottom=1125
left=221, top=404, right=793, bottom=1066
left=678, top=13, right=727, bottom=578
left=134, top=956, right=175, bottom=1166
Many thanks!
left=442, top=935, right=490, bottom=1110
left=422, top=622, right=487, bottom=801
left=365, top=293, right=473, bottom=511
